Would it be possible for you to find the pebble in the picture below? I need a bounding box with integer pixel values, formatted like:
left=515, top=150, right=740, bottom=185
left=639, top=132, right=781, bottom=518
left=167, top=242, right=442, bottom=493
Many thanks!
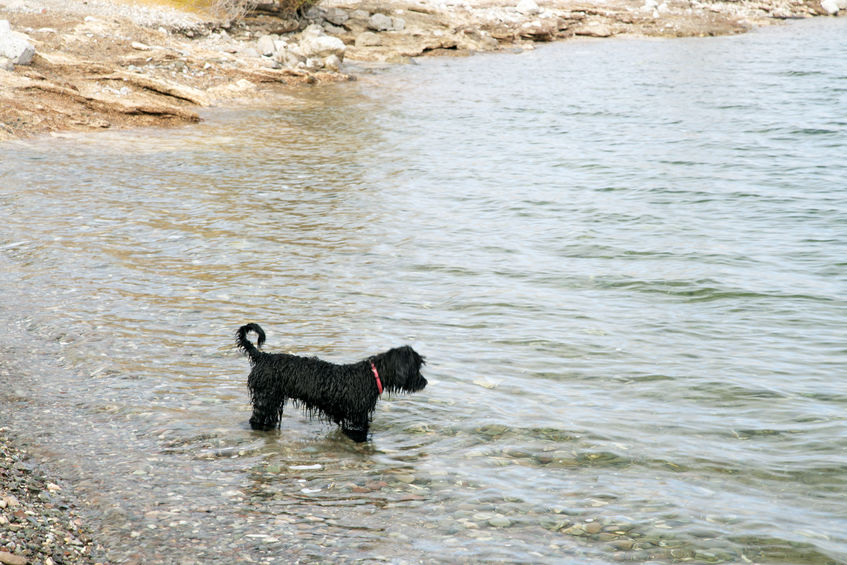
left=0, top=552, right=27, bottom=565
left=611, top=539, right=635, bottom=551
left=563, top=524, right=585, bottom=536
left=487, top=515, right=511, bottom=528
left=584, top=521, right=603, bottom=535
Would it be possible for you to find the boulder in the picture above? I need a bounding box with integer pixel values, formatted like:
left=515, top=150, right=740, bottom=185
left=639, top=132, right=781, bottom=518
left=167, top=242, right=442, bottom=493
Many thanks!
left=821, top=0, right=839, bottom=13
left=574, top=21, right=613, bottom=37
left=324, top=7, right=349, bottom=26
left=298, top=24, right=346, bottom=60
left=516, top=0, right=541, bottom=15
left=0, top=20, right=35, bottom=66
left=324, top=54, right=342, bottom=71
left=256, top=34, right=277, bottom=57
left=456, top=29, right=499, bottom=50
left=355, top=31, right=383, bottom=47
left=368, top=13, right=393, bottom=31
left=275, top=42, right=306, bottom=67
left=520, top=19, right=557, bottom=41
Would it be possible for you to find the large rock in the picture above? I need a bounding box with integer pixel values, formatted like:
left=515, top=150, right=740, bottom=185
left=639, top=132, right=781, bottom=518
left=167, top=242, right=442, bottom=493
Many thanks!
left=257, top=34, right=277, bottom=57
left=516, top=0, right=541, bottom=15
left=324, top=7, right=349, bottom=26
left=355, top=31, right=382, bottom=47
left=275, top=42, right=305, bottom=67
left=574, top=21, right=613, bottom=37
left=0, top=20, right=35, bottom=65
left=821, top=0, right=839, bottom=13
left=298, top=24, right=346, bottom=59
left=520, top=19, right=557, bottom=41
left=367, top=13, right=405, bottom=32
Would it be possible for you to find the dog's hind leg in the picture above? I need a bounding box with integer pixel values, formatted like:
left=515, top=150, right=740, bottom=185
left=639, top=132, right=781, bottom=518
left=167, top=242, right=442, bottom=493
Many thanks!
left=341, top=419, right=369, bottom=443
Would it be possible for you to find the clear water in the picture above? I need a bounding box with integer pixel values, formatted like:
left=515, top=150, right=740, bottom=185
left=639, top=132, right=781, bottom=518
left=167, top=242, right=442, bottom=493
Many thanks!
left=1, top=17, right=846, bottom=564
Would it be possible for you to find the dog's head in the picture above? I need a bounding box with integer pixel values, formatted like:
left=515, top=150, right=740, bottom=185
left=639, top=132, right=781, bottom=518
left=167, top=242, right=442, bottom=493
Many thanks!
left=382, top=345, right=427, bottom=394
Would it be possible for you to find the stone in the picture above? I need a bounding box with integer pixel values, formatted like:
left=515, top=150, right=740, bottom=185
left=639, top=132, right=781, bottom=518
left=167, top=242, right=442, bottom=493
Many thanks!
left=520, top=20, right=557, bottom=41
left=611, top=538, right=635, bottom=551
left=516, top=0, right=541, bottom=15
left=0, top=20, right=35, bottom=65
left=355, top=31, right=382, bottom=47
left=324, top=23, right=347, bottom=35
left=563, top=524, right=585, bottom=536
left=298, top=24, right=346, bottom=60
left=584, top=521, right=603, bottom=534
left=574, top=21, right=613, bottom=37
left=488, top=515, right=511, bottom=528
left=456, top=30, right=499, bottom=51
left=275, top=43, right=305, bottom=67
left=323, top=54, right=342, bottom=71
left=257, top=34, right=277, bottom=56
left=821, top=0, right=839, bottom=13
left=368, top=13, right=394, bottom=31
left=324, top=7, right=349, bottom=26
left=0, top=552, right=27, bottom=565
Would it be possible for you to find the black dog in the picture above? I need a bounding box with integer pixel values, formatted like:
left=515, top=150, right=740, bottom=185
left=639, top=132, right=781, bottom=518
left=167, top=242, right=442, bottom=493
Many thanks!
left=236, top=323, right=427, bottom=442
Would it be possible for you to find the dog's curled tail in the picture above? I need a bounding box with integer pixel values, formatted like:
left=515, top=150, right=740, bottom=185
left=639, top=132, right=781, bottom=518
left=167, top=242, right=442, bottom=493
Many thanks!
left=236, top=323, right=266, bottom=362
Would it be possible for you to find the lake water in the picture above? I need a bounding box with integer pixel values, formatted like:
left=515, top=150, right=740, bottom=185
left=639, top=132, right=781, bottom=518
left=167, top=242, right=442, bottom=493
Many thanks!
left=1, top=16, right=846, bottom=564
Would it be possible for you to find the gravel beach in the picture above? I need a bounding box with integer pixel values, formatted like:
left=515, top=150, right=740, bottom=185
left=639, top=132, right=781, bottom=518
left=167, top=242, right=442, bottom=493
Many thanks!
left=1, top=429, right=105, bottom=565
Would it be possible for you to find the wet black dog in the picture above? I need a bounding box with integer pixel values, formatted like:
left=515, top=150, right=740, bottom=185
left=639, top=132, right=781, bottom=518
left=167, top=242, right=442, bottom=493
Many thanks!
left=236, top=323, right=427, bottom=442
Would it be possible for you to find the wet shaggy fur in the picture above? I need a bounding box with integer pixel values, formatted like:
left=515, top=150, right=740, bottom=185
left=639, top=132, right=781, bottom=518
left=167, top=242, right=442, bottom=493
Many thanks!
left=236, top=323, right=427, bottom=442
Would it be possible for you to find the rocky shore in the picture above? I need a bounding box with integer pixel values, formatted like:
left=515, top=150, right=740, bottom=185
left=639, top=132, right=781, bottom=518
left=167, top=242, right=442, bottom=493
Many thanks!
left=0, top=428, right=104, bottom=565
left=0, top=0, right=842, bottom=140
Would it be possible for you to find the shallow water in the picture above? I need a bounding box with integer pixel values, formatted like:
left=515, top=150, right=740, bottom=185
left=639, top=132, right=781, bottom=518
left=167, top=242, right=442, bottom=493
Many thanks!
left=2, top=17, right=846, bottom=564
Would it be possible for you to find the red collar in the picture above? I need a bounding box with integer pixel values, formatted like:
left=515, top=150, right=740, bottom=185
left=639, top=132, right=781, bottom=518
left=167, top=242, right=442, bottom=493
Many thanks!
left=370, top=361, right=383, bottom=395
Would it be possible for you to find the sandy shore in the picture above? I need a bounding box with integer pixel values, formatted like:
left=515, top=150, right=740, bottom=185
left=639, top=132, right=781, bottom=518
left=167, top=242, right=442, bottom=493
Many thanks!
left=0, top=0, right=837, bottom=140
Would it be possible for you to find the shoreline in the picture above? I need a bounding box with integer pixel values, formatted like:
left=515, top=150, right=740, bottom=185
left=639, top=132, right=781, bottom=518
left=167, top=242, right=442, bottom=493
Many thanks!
left=0, top=0, right=840, bottom=140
